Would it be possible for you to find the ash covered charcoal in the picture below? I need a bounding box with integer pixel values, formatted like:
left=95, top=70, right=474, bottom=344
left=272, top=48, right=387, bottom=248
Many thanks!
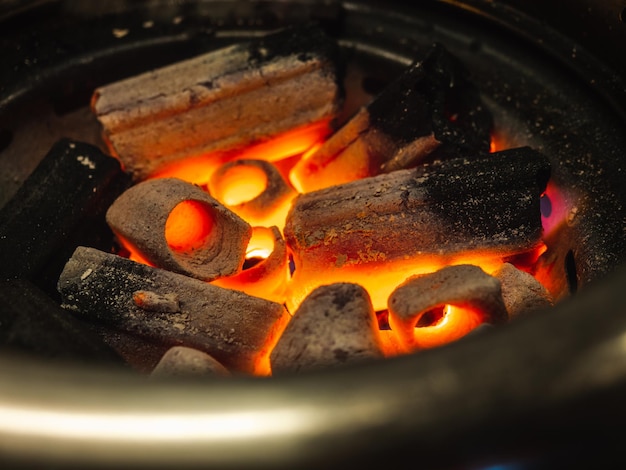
left=106, top=177, right=252, bottom=282
left=290, top=43, right=493, bottom=192
left=493, top=262, right=553, bottom=318
left=270, top=283, right=384, bottom=374
left=57, top=246, right=289, bottom=374
left=387, top=264, right=508, bottom=351
left=92, top=23, right=343, bottom=180
left=284, top=146, right=551, bottom=311
left=0, top=139, right=130, bottom=294
left=151, top=346, right=230, bottom=378
left=0, top=279, right=125, bottom=365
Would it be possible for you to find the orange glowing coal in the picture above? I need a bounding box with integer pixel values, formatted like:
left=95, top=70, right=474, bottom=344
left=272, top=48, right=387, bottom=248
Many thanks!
left=147, top=120, right=332, bottom=187
left=286, top=252, right=508, bottom=314
left=212, top=165, right=268, bottom=206
left=403, top=304, right=484, bottom=350
left=111, top=126, right=552, bottom=375
left=165, top=200, right=213, bottom=252
left=116, top=233, right=155, bottom=267
left=208, top=159, right=297, bottom=230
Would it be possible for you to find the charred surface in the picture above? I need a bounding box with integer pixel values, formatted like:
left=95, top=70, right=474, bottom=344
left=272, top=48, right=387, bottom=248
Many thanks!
left=57, top=246, right=289, bottom=373
left=0, top=279, right=125, bottom=365
left=0, top=139, right=130, bottom=297
left=92, top=24, right=343, bottom=180
left=106, top=177, right=252, bottom=281
left=286, top=147, right=551, bottom=264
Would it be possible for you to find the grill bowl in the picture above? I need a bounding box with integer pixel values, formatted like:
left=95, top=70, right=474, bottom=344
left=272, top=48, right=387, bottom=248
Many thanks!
left=0, top=1, right=625, bottom=468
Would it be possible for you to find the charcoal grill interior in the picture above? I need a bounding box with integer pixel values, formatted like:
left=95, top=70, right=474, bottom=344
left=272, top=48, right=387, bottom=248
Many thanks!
left=1, top=1, right=625, bottom=469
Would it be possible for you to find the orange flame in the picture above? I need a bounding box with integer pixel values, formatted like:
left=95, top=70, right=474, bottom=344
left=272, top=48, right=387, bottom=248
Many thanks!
left=286, top=251, right=507, bottom=314
left=115, top=233, right=155, bottom=267
left=378, top=327, right=406, bottom=357
left=111, top=118, right=556, bottom=376
left=146, top=120, right=331, bottom=187
left=252, top=309, right=291, bottom=377
left=212, top=165, right=268, bottom=206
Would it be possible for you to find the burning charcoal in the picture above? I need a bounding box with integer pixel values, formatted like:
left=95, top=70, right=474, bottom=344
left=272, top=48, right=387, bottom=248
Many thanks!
left=533, top=221, right=576, bottom=301
left=290, top=43, right=493, bottom=192
left=106, top=177, right=252, bottom=281
left=0, top=139, right=130, bottom=294
left=378, top=328, right=405, bottom=357
left=270, top=283, right=384, bottom=374
left=208, top=159, right=297, bottom=229
left=284, top=147, right=550, bottom=312
left=493, top=262, right=553, bottom=318
left=57, top=246, right=289, bottom=374
left=211, top=226, right=289, bottom=304
left=0, top=279, right=125, bottom=365
left=151, top=346, right=230, bottom=378
left=92, top=24, right=342, bottom=180
left=387, top=265, right=508, bottom=351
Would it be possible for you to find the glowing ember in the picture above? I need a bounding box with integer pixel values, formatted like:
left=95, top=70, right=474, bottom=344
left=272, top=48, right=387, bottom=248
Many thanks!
left=213, top=165, right=268, bottom=207
left=165, top=200, right=213, bottom=252
left=409, top=305, right=484, bottom=350
left=107, top=178, right=251, bottom=282
left=208, top=159, right=297, bottom=230
left=147, top=120, right=331, bottom=187
left=211, top=226, right=290, bottom=304
left=90, top=35, right=556, bottom=378
left=107, top=124, right=552, bottom=376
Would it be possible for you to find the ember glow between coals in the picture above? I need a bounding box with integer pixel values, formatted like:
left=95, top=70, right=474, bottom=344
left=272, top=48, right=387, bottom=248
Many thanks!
left=112, top=128, right=550, bottom=376
left=86, top=28, right=558, bottom=376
